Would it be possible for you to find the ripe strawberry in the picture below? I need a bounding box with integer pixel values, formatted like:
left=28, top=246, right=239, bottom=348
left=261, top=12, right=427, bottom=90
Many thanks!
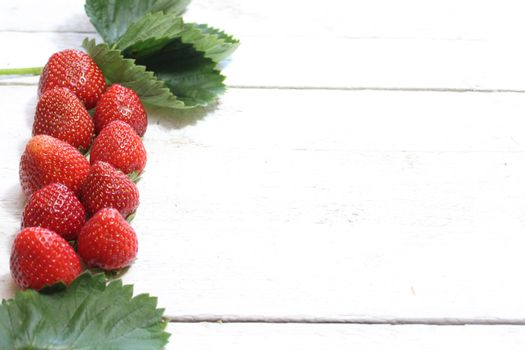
left=10, top=227, right=82, bottom=290
left=38, top=49, right=106, bottom=109
left=19, top=135, right=90, bottom=196
left=22, top=183, right=86, bottom=241
left=81, top=161, right=139, bottom=217
left=90, top=120, right=147, bottom=174
left=33, top=88, right=94, bottom=151
left=78, top=208, right=138, bottom=270
left=93, top=84, right=147, bottom=136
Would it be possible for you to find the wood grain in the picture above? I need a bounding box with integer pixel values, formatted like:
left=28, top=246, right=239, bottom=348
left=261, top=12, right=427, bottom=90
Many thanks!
left=168, top=323, right=525, bottom=349
left=3, top=2, right=525, bottom=90
left=2, top=86, right=525, bottom=322
left=3, top=0, right=525, bottom=346
left=3, top=0, right=525, bottom=41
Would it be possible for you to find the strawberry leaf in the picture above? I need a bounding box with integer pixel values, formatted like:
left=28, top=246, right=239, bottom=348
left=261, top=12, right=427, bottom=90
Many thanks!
left=114, top=16, right=235, bottom=107
left=84, top=0, right=238, bottom=110
left=0, top=272, right=169, bottom=349
left=114, top=12, right=184, bottom=52
left=133, top=39, right=225, bottom=107
left=119, top=18, right=239, bottom=63
left=179, top=23, right=240, bottom=62
left=83, top=38, right=186, bottom=109
left=84, top=38, right=225, bottom=109
left=127, top=170, right=142, bottom=183
left=85, top=0, right=190, bottom=45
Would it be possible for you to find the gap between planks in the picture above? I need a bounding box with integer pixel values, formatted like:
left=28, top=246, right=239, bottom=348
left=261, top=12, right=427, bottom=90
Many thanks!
left=166, top=316, right=525, bottom=326
left=229, top=86, right=525, bottom=94
left=0, top=30, right=486, bottom=42
left=4, top=81, right=525, bottom=94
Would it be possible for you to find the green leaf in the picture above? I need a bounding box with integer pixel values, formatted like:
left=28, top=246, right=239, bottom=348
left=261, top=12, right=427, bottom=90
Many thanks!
left=122, top=21, right=239, bottom=63
left=126, top=211, right=137, bottom=223
left=180, top=23, right=240, bottom=62
left=83, top=38, right=186, bottom=110
left=0, top=272, right=169, bottom=349
left=83, top=0, right=238, bottom=110
left=115, top=12, right=184, bottom=52
left=134, top=39, right=225, bottom=107
left=85, top=0, right=191, bottom=44
left=127, top=170, right=143, bottom=183
left=84, top=38, right=224, bottom=109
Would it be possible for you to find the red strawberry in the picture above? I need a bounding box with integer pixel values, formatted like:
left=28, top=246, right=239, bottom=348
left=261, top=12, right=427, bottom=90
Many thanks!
left=94, top=84, right=147, bottom=136
left=78, top=208, right=138, bottom=270
left=19, top=135, right=90, bottom=196
left=38, top=49, right=106, bottom=109
left=22, top=183, right=86, bottom=241
left=33, top=88, right=94, bottom=151
left=90, top=120, right=147, bottom=174
left=10, top=227, right=82, bottom=290
left=81, top=161, right=139, bottom=217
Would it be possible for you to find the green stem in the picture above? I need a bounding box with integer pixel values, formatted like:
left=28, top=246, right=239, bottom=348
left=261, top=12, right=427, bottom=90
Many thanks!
left=0, top=67, right=43, bottom=76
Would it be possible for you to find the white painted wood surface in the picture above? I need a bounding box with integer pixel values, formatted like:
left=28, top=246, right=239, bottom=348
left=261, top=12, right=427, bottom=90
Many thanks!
left=168, top=323, right=525, bottom=350
left=3, top=1, right=525, bottom=90
left=3, top=86, right=525, bottom=322
left=7, top=31, right=525, bottom=90
left=2, top=0, right=525, bottom=348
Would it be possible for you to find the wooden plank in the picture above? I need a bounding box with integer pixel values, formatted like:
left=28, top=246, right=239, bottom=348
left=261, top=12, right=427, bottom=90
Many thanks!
left=3, top=32, right=525, bottom=90
left=168, top=323, right=525, bottom=350
left=2, top=86, right=525, bottom=321
left=3, top=0, right=525, bottom=41
left=3, top=1, right=525, bottom=90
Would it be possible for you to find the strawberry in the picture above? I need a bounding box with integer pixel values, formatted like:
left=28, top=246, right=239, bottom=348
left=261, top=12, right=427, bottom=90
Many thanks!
left=22, top=183, right=86, bottom=241
left=33, top=88, right=94, bottom=151
left=19, top=135, right=90, bottom=196
left=93, top=84, right=147, bottom=136
left=10, top=227, right=82, bottom=290
left=77, top=208, right=138, bottom=270
left=38, top=49, right=106, bottom=109
left=81, top=161, right=139, bottom=217
left=90, top=120, right=147, bottom=174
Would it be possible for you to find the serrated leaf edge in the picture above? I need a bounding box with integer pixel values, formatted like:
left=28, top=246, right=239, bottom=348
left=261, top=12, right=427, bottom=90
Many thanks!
left=83, top=38, right=195, bottom=110
left=2, top=272, right=170, bottom=347
left=180, top=22, right=240, bottom=62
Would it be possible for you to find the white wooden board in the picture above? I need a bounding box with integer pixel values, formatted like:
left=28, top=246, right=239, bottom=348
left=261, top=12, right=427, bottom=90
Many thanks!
left=168, top=323, right=525, bottom=350
left=2, top=86, right=525, bottom=322
left=3, top=1, right=525, bottom=90
left=4, top=0, right=525, bottom=41
left=6, top=32, right=525, bottom=90
left=4, top=3, right=525, bottom=349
